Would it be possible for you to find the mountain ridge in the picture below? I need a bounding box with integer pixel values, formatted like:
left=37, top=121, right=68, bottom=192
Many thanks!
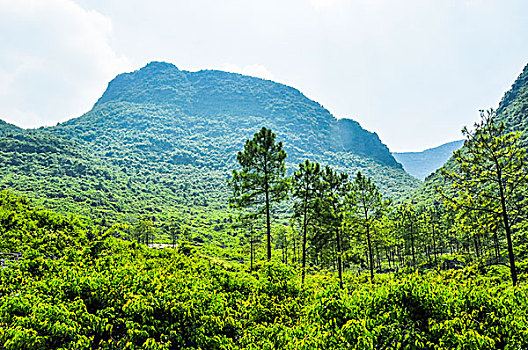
left=0, top=120, right=23, bottom=136
left=0, top=61, right=420, bottom=225
left=393, top=140, right=464, bottom=180
left=90, top=61, right=401, bottom=168
left=414, top=62, right=528, bottom=203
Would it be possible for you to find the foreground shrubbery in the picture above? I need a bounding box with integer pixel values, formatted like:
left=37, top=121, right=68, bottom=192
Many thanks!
left=1, top=191, right=528, bottom=349
left=1, top=238, right=528, bottom=349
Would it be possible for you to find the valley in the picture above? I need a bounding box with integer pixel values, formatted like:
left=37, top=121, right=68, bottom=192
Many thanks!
left=1, top=61, right=528, bottom=349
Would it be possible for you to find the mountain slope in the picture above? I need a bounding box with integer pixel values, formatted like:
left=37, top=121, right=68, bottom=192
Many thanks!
left=49, top=62, right=418, bottom=196
left=415, top=63, right=528, bottom=203
left=0, top=130, right=133, bottom=219
left=88, top=62, right=400, bottom=168
left=0, top=62, right=420, bottom=225
left=0, top=120, right=22, bottom=136
left=495, top=63, right=528, bottom=137
left=393, top=140, right=464, bottom=180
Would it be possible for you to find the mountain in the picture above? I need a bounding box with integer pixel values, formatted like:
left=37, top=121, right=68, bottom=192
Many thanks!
left=414, top=63, right=528, bottom=203
left=495, top=63, right=528, bottom=136
left=78, top=61, right=400, bottom=168
left=0, top=62, right=420, bottom=226
left=0, top=120, right=22, bottom=136
left=393, top=140, right=464, bottom=180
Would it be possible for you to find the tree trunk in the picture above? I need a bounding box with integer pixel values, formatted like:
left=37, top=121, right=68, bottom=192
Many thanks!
left=301, top=196, right=308, bottom=284
left=494, top=230, right=500, bottom=260
left=410, top=220, right=416, bottom=266
left=250, top=236, right=254, bottom=272
left=498, top=174, right=517, bottom=286
left=385, top=246, right=392, bottom=269
left=265, top=182, right=272, bottom=261
left=473, top=234, right=480, bottom=258
left=285, top=243, right=288, bottom=265
left=432, top=224, right=437, bottom=265
left=292, top=235, right=297, bottom=265
left=375, top=243, right=381, bottom=270
left=366, top=224, right=374, bottom=282
left=336, top=226, right=343, bottom=288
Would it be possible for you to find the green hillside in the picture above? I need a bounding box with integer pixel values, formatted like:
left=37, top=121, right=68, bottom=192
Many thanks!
left=495, top=63, right=528, bottom=135
left=0, top=62, right=419, bottom=226
left=2, top=62, right=528, bottom=350
left=66, top=62, right=401, bottom=168
left=0, top=120, right=22, bottom=136
left=415, top=63, right=528, bottom=203
left=393, top=140, right=464, bottom=180
left=0, top=131, right=139, bottom=219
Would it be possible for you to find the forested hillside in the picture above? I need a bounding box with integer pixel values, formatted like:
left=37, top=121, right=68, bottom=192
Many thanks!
left=3, top=61, right=528, bottom=349
left=0, top=62, right=419, bottom=225
left=0, top=120, right=22, bottom=136
left=393, top=140, right=464, bottom=180
left=415, top=63, right=528, bottom=203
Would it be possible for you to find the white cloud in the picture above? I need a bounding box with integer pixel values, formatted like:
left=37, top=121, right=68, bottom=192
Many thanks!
left=0, top=0, right=131, bottom=128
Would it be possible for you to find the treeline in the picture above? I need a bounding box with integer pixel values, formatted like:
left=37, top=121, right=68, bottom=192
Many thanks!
left=230, top=111, right=528, bottom=286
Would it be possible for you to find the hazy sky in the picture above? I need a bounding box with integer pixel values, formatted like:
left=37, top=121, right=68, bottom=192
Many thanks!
left=1, top=0, right=527, bottom=151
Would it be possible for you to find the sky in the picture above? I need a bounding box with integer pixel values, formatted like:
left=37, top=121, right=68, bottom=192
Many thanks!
left=1, top=0, right=527, bottom=152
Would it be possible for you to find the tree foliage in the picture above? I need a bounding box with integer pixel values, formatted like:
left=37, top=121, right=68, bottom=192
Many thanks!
left=229, top=127, right=289, bottom=261
left=441, top=109, right=528, bottom=285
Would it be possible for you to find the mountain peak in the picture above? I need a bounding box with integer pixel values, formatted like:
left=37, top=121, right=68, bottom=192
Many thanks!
left=94, top=61, right=189, bottom=107
left=82, top=62, right=409, bottom=181
left=143, top=61, right=180, bottom=71
left=0, top=119, right=23, bottom=136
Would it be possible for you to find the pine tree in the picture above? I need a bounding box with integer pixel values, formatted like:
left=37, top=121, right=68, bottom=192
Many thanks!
left=441, top=109, right=528, bottom=286
left=320, top=166, right=350, bottom=288
left=395, top=203, right=419, bottom=267
left=166, top=216, right=182, bottom=249
left=292, top=160, right=323, bottom=284
left=133, top=215, right=154, bottom=245
left=348, top=172, right=387, bottom=281
left=229, top=127, right=289, bottom=261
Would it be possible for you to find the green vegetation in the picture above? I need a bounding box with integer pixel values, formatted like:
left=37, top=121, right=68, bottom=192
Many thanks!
left=415, top=63, right=528, bottom=204
left=0, top=120, right=22, bottom=137
left=229, top=127, right=289, bottom=261
left=348, top=172, right=388, bottom=282
left=2, top=191, right=528, bottom=349
left=2, top=61, right=528, bottom=349
left=0, top=62, right=419, bottom=231
left=441, top=109, right=528, bottom=286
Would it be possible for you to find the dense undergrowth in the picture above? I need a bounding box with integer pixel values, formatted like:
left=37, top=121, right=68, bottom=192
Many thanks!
left=2, top=239, right=528, bottom=349
left=1, top=191, right=528, bottom=349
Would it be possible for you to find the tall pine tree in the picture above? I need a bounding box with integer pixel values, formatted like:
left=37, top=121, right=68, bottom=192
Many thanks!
left=348, top=172, right=387, bottom=282
left=292, top=160, right=323, bottom=284
left=441, top=109, right=528, bottom=286
left=229, top=127, right=289, bottom=261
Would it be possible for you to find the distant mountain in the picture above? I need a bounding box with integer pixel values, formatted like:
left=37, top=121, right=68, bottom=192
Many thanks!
left=393, top=140, right=464, bottom=180
left=415, top=63, right=528, bottom=203
left=0, top=62, right=420, bottom=225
